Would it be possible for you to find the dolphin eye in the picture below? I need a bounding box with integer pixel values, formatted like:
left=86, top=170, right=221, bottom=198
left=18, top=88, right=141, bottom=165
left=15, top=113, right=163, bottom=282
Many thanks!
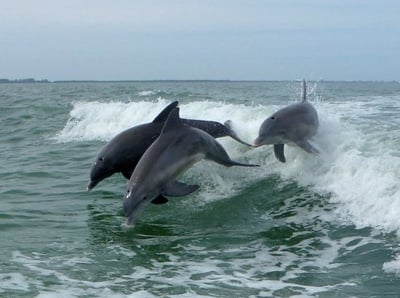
left=99, top=157, right=104, bottom=161
left=125, top=190, right=131, bottom=199
left=270, top=116, right=275, bottom=120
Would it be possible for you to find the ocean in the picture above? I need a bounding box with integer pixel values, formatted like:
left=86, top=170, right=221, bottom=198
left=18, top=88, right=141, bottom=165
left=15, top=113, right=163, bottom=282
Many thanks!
left=1, top=81, right=400, bottom=297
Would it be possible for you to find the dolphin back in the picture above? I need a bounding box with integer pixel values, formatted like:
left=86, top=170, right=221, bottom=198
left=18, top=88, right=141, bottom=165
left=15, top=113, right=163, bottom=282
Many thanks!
left=152, top=101, right=179, bottom=123
left=160, top=107, right=184, bottom=134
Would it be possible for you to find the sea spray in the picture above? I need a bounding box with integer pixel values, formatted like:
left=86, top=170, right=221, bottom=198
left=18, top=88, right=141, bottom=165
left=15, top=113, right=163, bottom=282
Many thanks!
left=56, top=97, right=400, bottom=235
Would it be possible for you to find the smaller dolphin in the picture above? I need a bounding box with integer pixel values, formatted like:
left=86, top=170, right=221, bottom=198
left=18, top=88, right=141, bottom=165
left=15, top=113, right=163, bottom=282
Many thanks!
left=254, top=80, right=319, bottom=162
left=88, top=101, right=251, bottom=191
left=124, top=107, right=258, bottom=225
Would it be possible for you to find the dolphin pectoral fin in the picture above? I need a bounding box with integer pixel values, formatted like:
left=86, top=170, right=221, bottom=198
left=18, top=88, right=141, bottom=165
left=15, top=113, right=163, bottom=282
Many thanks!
left=152, top=101, right=179, bottom=123
left=121, top=169, right=133, bottom=180
left=295, top=139, right=319, bottom=154
left=151, top=183, right=198, bottom=205
left=223, top=120, right=252, bottom=147
left=151, top=195, right=169, bottom=205
left=162, top=181, right=200, bottom=197
left=274, top=144, right=286, bottom=163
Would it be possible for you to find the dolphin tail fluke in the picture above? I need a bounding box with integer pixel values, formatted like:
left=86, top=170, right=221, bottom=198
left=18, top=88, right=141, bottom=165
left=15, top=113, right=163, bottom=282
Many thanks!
left=223, top=120, right=253, bottom=147
left=302, top=79, right=307, bottom=102
left=225, top=159, right=260, bottom=167
left=206, top=139, right=260, bottom=167
left=180, top=118, right=252, bottom=147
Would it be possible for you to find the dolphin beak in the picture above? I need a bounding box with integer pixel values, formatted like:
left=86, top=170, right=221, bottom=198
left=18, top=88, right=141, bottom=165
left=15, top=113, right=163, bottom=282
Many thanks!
left=123, top=193, right=146, bottom=226
left=253, top=137, right=264, bottom=148
left=87, top=180, right=98, bottom=191
left=124, top=205, right=144, bottom=226
left=125, top=213, right=136, bottom=226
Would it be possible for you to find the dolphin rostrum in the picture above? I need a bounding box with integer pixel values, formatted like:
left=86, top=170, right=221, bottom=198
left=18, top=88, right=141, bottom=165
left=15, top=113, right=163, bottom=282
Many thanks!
left=124, top=107, right=258, bottom=225
left=254, top=80, right=319, bottom=162
left=88, top=101, right=251, bottom=190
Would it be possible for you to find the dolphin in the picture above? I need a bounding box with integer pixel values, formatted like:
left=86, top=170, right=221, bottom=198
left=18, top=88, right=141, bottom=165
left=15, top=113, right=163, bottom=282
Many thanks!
left=88, top=101, right=251, bottom=191
left=124, top=107, right=258, bottom=225
left=254, top=80, right=319, bottom=162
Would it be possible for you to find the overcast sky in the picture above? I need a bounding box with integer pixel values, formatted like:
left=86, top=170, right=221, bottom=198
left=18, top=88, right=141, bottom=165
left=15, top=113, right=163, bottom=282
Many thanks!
left=1, top=0, right=399, bottom=81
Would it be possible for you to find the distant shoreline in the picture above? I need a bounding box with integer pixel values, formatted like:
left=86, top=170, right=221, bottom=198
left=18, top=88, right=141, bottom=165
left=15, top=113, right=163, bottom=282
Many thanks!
left=0, top=78, right=50, bottom=84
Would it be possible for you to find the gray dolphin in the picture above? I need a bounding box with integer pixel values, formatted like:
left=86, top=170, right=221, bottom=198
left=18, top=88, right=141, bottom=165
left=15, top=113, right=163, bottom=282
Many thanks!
left=254, top=80, right=319, bottom=162
left=124, top=107, right=259, bottom=225
left=88, top=101, right=251, bottom=190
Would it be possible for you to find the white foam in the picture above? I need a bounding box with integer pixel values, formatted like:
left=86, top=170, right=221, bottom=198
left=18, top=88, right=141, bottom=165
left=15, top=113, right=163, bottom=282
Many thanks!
left=278, top=100, right=400, bottom=234
left=107, top=245, right=137, bottom=258
left=8, top=229, right=364, bottom=297
left=383, top=255, right=400, bottom=275
left=55, top=98, right=272, bottom=143
left=122, top=239, right=352, bottom=297
left=0, top=272, right=30, bottom=292
left=62, top=256, right=94, bottom=266
left=55, top=98, right=173, bottom=142
left=138, top=90, right=157, bottom=97
left=55, top=97, right=400, bottom=235
left=11, top=251, right=129, bottom=297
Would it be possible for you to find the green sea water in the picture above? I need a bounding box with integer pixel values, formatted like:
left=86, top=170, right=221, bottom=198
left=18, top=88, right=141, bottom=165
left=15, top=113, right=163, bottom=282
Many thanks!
left=1, top=81, right=400, bottom=297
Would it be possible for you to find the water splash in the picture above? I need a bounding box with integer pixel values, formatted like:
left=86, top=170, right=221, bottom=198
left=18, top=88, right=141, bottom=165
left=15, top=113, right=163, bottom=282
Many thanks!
left=55, top=98, right=400, bottom=235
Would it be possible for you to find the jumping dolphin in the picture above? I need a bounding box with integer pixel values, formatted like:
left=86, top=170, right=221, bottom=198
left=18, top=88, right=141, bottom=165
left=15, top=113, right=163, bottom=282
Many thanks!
left=124, top=107, right=259, bottom=225
left=254, top=80, right=319, bottom=162
left=88, top=101, right=251, bottom=191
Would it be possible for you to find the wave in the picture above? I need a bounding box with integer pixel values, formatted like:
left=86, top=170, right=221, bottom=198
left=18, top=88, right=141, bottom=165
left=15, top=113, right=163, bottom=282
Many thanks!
left=137, top=90, right=157, bottom=97
left=10, top=240, right=354, bottom=297
left=384, top=254, right=400, bottom=275
left=55, top=97, right=400, bottom=236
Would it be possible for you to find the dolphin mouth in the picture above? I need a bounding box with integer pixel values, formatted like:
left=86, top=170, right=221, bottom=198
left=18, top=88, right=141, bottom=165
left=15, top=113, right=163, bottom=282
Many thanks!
left=87, top=180, right=98, bottom=191
left=123, top=196, right=148, bottom=226
left=124, top=205, right=145, bottom=226
left=253, top=137, right=264, bottom=148
left=125, top=213, right=137, bottom=226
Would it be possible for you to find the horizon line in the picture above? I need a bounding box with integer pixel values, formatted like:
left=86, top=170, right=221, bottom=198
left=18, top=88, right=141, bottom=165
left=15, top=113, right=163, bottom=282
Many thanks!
left=1, top=78, right=399, bottom=84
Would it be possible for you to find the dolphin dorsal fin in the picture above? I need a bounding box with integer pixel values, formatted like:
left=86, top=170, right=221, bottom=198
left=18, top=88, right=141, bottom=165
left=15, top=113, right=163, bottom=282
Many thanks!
left=152, top=101, right=179, bottom=123
left=161, top=107, right=182, bottom=134
left=302, top=79, right=307, bottom=102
